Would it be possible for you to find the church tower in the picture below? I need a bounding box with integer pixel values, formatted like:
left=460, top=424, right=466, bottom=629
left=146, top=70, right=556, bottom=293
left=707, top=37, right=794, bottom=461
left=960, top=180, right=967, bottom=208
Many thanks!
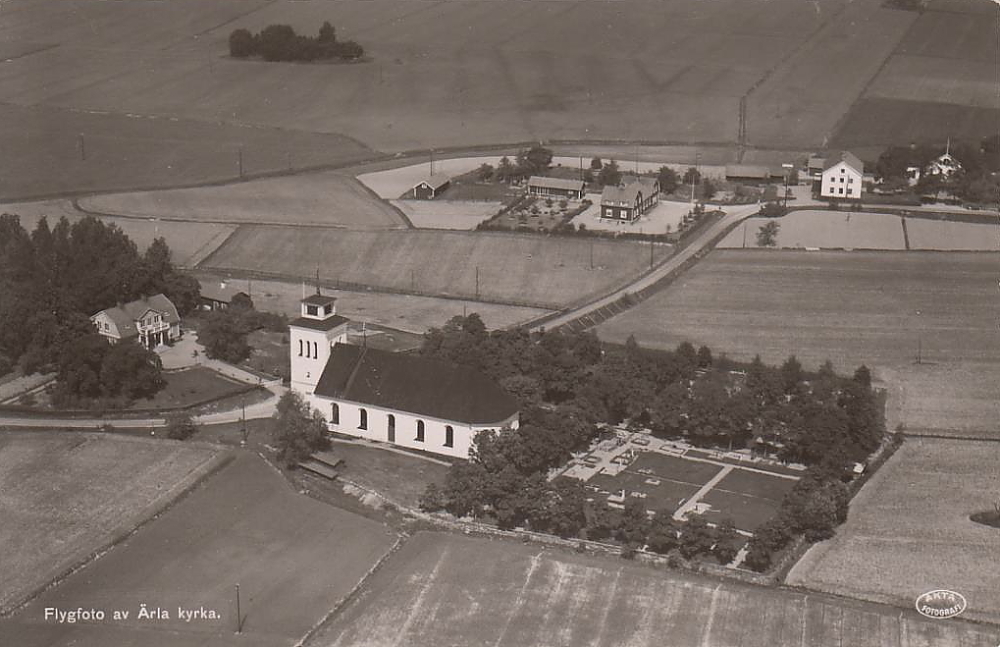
left=288, top=289, right=349, bottom=396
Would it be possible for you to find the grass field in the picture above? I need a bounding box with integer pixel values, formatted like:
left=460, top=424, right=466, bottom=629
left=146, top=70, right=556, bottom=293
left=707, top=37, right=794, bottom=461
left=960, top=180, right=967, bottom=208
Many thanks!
left=881, top=362, right=1000, bottom=436
left=391, top=199, right=502, bottom=230
left=719, top=210, right=906, bottom=250
left=134, top=367, right=248, bottom=410
left=192, top=272, right=552, bottom=332
left=79, top=173, right=406, bottom=229
left=597, top=250, right=1000, bottom=370
left=200, top=228, right=671, bottom=309
left=357, top=157, right=504, bottom=199
left=311, top=530, right=998, bottom=647
left=906, top=218, right=1000, bottom=251
left=329, top=440, right=450, bottom=510
left=0, top=452, right=397, bottom=647
left=788, top=437, right=1000, bottom=625
left=0, top=432, right=222, bottom=613
left=6, top=200, right=236, bottom=267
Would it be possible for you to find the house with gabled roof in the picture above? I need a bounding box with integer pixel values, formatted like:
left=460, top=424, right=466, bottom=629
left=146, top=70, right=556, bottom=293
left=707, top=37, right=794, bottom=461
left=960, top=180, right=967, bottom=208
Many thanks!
left=600, top=176, right=660, bottom=221
left=91, top=293, right=180, bottom=348
left=412, top=173, right=451, bottom=199
left=819, top=151, right=864, bottom=200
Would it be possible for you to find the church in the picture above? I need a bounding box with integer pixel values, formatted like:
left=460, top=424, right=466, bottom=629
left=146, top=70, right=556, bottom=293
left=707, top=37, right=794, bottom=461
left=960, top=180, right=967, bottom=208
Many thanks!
left=288, top=291, right=519, bottom=459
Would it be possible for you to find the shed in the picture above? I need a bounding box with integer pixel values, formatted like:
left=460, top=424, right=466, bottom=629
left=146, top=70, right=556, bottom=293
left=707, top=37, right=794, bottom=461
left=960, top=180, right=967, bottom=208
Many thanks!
left=412, top=174, right=451, bottom=199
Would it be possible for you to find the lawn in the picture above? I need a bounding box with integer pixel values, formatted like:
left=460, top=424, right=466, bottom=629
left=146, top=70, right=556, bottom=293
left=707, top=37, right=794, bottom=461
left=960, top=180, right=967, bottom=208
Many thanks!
left=357, top=157, right=504, bottom=199
left=718, top=210, right=906, bottom=250
left=132, top=367, right=249, bottom=410
left=905, top=218, right=1000, bottom=251
left=589, top=471, right=703, bottom=516
left=200, top=227, right=671, bottom=309
left=329, top=440, right=450, bottom=509
left=0, top=452, right=397, bottom=647
left=391, top=199, right=502, bottom=230
left=700, top=489, right=784, bottom=533
left=629, top=451, right=723, bottom=485
left=0, top=431, right=223, bottom=613
left=309, top=530, right=996, bottom=647
left=787, top=437, right=1000, bottom=625
left=80, top=173, right=407, bottom=229
left=711, top=468, right=797, bottom=502
left=244, top=330, right=290, bottom=381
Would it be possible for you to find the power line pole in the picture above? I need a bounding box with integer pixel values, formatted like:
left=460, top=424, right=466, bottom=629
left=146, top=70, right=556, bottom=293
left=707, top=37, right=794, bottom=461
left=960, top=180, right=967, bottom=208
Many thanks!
left=235, top=583, right=243, bottom=634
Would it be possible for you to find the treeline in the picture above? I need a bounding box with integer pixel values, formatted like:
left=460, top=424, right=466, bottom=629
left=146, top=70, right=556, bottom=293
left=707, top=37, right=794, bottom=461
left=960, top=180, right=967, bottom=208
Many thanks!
left=417, top=315, right=886, bottom=568
left=229, top=22, right=364, bottom=62
left=875, top=135, right=1000, bottom=204
left=0, top=214, right=199, bottom=405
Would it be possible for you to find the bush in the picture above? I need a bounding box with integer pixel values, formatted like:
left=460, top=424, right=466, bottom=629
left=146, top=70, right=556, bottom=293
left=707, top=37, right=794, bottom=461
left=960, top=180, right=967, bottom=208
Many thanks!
left=165, top=412, right=198, bottom=440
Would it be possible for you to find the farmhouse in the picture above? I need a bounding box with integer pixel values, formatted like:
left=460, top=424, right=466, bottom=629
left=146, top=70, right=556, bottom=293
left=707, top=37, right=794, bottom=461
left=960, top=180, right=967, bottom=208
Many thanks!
left=288, top=292, right=518, bottom=459
left=91, top=293, right=180, bottom=348
left=527, top=176, right=586, bottom=199
left=199, top=281, right=251, bottom=311
left=600, top=177, right=660, bottom=221
left=819, top=151, right=864, bottom=200
left=412, top=174, right=451, bottom=199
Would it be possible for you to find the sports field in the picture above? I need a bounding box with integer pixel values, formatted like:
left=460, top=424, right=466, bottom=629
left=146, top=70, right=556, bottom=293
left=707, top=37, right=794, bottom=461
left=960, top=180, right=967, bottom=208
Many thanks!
left=0, top=432, right=223, bottom=613
left=80, top=174, right=406, bottom=229
left=0, top=452, right=396, bottom=647
left=200, top=228, right=671, bottom=309
left=788, top=437, right=1000, bottom=625
left=311, top=530, right=997, bottom=647
left=718, top=210, right=906, bottom=250
left=597, top=249, right=1000, bottom=370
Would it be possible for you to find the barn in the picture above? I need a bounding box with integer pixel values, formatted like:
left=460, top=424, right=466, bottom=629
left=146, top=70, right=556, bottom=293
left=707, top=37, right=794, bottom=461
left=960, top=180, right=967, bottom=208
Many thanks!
left=412, top=174, right=451, bottom=199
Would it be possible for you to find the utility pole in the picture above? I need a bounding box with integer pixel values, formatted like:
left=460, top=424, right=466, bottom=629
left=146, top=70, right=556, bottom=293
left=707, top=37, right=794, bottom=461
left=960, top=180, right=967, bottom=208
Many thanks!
left=235, top=583, right=242, bottom=634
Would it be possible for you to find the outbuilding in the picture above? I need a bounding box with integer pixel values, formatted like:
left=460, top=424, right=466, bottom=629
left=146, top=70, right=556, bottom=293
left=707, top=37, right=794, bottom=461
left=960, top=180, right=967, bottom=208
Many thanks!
left=412, top=174, right=451, bottom=199
left=527, top=176, right=586, bottom=199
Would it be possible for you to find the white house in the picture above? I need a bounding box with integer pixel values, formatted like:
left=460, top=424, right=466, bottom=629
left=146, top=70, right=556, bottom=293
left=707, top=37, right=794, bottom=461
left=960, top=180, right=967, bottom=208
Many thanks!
left=91, top=293, right=180, bottom=348
left=288, top=293, right=519, bottom=459
left=820, top=151, right=864, bottom=200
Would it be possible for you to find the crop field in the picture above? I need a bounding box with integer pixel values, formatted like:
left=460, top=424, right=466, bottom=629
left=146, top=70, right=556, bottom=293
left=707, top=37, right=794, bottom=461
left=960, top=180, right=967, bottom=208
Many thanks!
left=80, top=174, right=406, bottom=229
left=391, top=199, right=502, bottom=230
left=832, top=0, right=1000, bottom=154
left=192, top=272, right=552, bottom=332
left=788, top=437, right=1000, bottom=625
left=905, top=218, right=1000, bottom=251
left=7, top=200, right=236, bottom=267
left=311, top=530, right=998, bottom=647
left=718, top=210, right=906, bottom=250
left=880, top=362, right=1000, bottom=438
left=200, top=227, right=671, bottom=309
left=597, top=250, right=1000, bottom=370
left=0, top=432, right=223, bottom=613
left=0, top=452, right=396, bottom=647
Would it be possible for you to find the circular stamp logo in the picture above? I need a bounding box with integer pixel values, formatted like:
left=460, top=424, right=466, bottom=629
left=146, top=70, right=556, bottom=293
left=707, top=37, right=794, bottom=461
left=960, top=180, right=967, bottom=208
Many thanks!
left=915, top=590, right=967, bottom=619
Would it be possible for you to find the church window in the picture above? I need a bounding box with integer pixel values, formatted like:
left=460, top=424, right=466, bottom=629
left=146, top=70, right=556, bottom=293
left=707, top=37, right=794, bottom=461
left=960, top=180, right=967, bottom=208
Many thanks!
left=298, top=339, right=303, bottom=356
left=313, top=341, right=318, bottom=358
left=416, top=420, right=425, bottom=442
left=444, top=426, right=454, bottom=448
left=331, top=403, right=339, bottom=425
left=359, top=408, right=368, bottom=430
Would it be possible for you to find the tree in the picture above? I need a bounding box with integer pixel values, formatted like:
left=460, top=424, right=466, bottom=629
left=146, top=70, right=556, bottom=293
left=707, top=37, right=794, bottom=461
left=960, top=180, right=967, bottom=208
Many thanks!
left=657, top=166, right=679, bottom=194
left=696, top=345, right=713, bottom=369
left=165, top=411, right=198, bottom=440
left=271, top=391, right=330, bottom=468
left=701, top=178, right=716, bottom=200
left=477, top=163, right=494, bottom=182
left=516, top=146, right=553, bottom=176
left=712, top=518, right=740, bottom=565
left=318, top=21, right=336, bottom=43
left=646, top=511, right=680, bottom=554
left=100, top=341, right=164, bottom=400
left=617, top=497, right=650, bottom=547
left=495, top=156, right=515, bottom=184
left=756, top=221, right=780, bottom=247
left=598, top=159, right=622, bottom=187
left=199, top=309, right=252, bottom=364
left=683, top=167, right=701, bottom=186
left=678, top=515, right=716, bottom=559
left=419, top=482, right=446, bottom=512
left=229, top=28, right=256, bottom=58
left=590, top=157, right=603, bottom=171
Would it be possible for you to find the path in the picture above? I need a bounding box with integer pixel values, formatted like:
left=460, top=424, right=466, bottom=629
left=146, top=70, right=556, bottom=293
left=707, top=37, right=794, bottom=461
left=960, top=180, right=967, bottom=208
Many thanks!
left=673, top=464, right=733, bottom=521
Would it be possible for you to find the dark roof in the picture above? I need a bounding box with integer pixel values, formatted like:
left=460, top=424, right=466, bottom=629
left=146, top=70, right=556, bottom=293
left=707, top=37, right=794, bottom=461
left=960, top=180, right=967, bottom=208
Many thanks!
left=302, top=293, right=336, bottom=306
left=414, top=173, right=451, bottom=190
left=93, top=294, right=179, bottom=338
left=314, top=344, right=519, bottom=425
left=200, top=282, right=246, bottom=303
left=822, top=151, right=863, bottom=174
left=601, top=177, right=658, bottom=206
left=725, top=164, right=770, bottom=179
left=528, top=176, right=585, bottom=191
left=289, top=314, right=350, bottom=331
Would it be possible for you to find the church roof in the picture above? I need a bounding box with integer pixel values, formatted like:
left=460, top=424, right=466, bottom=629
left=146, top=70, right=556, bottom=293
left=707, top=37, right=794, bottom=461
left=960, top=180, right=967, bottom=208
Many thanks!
left=289, top=314, right=350, bottom=331
left=314, top=344, right=519, bottom=425
left=302, top=293, right=335, bottom=306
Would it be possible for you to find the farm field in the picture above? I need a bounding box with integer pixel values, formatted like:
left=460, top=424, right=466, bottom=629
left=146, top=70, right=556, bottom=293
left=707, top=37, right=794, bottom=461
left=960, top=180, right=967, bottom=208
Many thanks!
left=905, top=217, right=1000, bottom=251
left=391, top=199, right=501, bottom=230
left=200, top=228, right=671, bottom=309
left=192, top=272, right=552, bottom=332
left=0, top=432, right=223, bottom=613
left=788, top=437, right=1000, bottom=625
left=311, top=530, right=998, bottom=647
left=0, top=452, right=397, bottom=647
left=6, top=200, right=236, bottom=267
left=718, top=210, right=906, bottom=250
left=79, top=174, right=407, bottom=229
left=597, top=250, right=1000, bottom=370
left=880, top=362, right=1000, bottom=437
left=357, top=156, right=504, bottom=199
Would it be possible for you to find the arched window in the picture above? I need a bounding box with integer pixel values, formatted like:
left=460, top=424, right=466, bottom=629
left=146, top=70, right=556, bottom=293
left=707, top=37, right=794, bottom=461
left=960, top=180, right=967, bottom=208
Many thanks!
left=305, top=340, right=311, bottom=358
left=444, top=425, right=454, bottom=448
left=298, top=339, right=303, bottom=356
left=313, top=341, right=318, bottom=358
left=387, top=414, right=396, bottom=443
left=359, top=408, right=368, bottom=430
left=330, top=403, right=339, bottom=425
left=415, top=420, right=425, bottom=442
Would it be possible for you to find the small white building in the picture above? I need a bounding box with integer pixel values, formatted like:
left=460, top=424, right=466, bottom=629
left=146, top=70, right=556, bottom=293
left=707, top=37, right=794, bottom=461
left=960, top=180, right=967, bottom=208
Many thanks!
left=287, top=293, right=519, bottom=459
left=820, top=151, right=864, bottom=200
left=91, top=293, right=180, bottom=348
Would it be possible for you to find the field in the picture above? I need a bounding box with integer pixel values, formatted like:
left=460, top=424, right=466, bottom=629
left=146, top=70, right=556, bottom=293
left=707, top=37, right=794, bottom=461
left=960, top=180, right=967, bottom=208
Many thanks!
left=5, top=200, right=236, bottom=267
left=328, top=439, right=450, bottom=509
left=719, top=210, right=907, bottom=250
left=133, top=367, right=249, bottom=410
left=391, top=199, right=502, bottom=230
left=357, top=157, right=504, bottom=199
left=0, top=432, right=223, bottom=613
left=788, top=437, right=1000, bottom=625
left=310, top=530, right=997, bottom=647
left=200, top=228, right=671, bottom=309
left=880, top=362, right=1000, bottom=436
left=79, top=173, right=407, bottom=229
left=906, top=218, right=1000, bottom=251
left=831, top=0, right=1000, bottom=155
left=0, top=452, right=397, bottom=647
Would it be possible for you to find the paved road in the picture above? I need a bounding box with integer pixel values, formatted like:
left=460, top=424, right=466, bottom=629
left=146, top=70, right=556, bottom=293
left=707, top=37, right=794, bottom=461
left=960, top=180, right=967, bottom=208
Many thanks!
left=533, top=202, right=762, bottom=332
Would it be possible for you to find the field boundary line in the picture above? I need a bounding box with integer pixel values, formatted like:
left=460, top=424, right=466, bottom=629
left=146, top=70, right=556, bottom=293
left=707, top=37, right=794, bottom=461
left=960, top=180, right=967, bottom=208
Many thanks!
left=900, top=430, right=1000, bottom=442
left=0, top=445, right=236, bottom=617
